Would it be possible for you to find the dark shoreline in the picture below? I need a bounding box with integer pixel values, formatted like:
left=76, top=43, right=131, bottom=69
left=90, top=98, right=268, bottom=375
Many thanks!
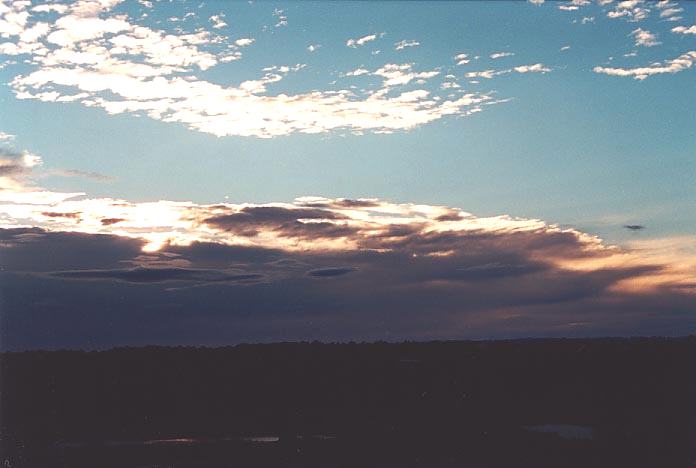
left=2, top=337, right=695, bottom=467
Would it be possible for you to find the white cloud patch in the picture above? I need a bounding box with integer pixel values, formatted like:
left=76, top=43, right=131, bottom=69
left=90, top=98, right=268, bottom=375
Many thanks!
left=656, top=1, right=682, bottom=21
left=209, top=14, right=226, bottom=29
left=607, top=0, right=649, bottom=22
left=490, top=51, right=514, bottom=59
left=346, top=33, right=380, bottom=48
left=560, top=45, right=571, bottom=52
left=465, top=69, right=504, bottom=79
left=395, top=39, right=419, bottom=51
left=0, top=132, right=15, bottom=142
left=672, top=25, right=696, bottom=36
left=307, top=43, right=320, bottom=52
left=558, top=0, right=590, bottom=11
left=454, top=53, right=469, bottom=65
left=630, top=28, right=660, bottom=47
left=466, top=63, right=551, bottom=79
left=234, top=37, right=254, bottom=47
left=373, top=63, right=439, bottom=87
left=345, top=67, right=369, bottom=77
left=593, top=51, right=696, bottom=80
left=513, top=63, right=551, bottom=73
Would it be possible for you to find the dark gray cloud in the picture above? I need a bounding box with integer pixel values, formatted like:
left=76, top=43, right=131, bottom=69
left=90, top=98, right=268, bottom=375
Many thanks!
left=0, top=226, right=693, bottom=351
left=624, top=224, right=645, bottom=231
left=0, top=227, right=144, bottom=272
left=205, top=206, right=355, bottom=239
left=299, top=198, right=381, bottom=209
left=307, top=266, right=357, bottom=277
left=50, top=267, right=263, bottom=284
left=0, top=148, right=37, bottom=180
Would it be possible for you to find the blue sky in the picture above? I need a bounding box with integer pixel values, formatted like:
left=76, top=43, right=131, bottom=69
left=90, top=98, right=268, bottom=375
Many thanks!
left=0, top=0, right=695, bottom=348
left=1, top=0, right=694, bottom=242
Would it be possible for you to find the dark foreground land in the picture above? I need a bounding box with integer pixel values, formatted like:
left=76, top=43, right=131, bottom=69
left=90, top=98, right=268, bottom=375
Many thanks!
left=1, top=338, right=695, bottom=468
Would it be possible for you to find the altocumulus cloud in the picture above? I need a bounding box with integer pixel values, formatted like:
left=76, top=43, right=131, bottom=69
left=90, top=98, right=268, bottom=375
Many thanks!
left=0, top=0, right=503, bottom=138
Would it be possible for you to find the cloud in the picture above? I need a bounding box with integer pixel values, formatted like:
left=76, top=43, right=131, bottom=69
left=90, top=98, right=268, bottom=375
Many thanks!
left=606, top=0, right=649, bottom=22
left=50, top=267, right=264, bottom=284
left=373, top=63, right=439, bottom=87
left=657, top=1, right=682, bottom=20
left=395, top=40, right=419, bottom=51
left=346, top=33, right=379, bottom=48
left=558, top=0, right=590, bottom=11
left=560, top=45, right=571, bottom=52
left=204, top=206, right=355, bottom=240
left=0, top=132, right=15, bottom=142
left=465, top=69, right=504, bottom=79
left=1, top=1, right=503, bottom=138
left=672, top=25, right=696, bottom=36
left=0, top=147, right=42, bottom=189
left=307, top=266, right=357, bottom=278
left=49, top=168, right=114, bottom=181
left=490, top=52, right=514, bottom=59
left=623, top=224, right=645, bottom=231
left=630, top=28, right=660, bottom=47
left=307, top=44, right=320, bottom=52
left=454, top=53, right=469, bottom=65
left=233, top=37, right=254, bottom=47
left=466, top=63, right=550, bottom=79
left=273, top=8, right=287, bottom=28
left=345, top=67, right=369, bottom=77
left=593, top=51, right=696, bottom=80
left=1, top=167, right=695, bottom=348
left=209, top=14, right=226, bottom=29
left=513, top=63, right=551, bottom=73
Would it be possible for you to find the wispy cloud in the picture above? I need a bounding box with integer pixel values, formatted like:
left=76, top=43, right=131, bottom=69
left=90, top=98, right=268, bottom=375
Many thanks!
left=513, top=63, right=551, bottom=73
left=466, top=63, right=551, bottom=79
left=373, top=63, right=439, bottom=87
left=395, top=39, right=419, bottom=51
left=49, top=168, right=114, bottom=181
left=273, top=8, right=287, bottom=28
left=594, top=51, right=696, bottom=80
left=346, top=33, right=380, bottom=48
left=490, top=51, right=514, bottom=59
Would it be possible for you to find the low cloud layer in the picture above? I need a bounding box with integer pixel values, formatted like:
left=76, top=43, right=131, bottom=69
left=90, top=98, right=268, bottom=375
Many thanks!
left=1, top=166, right=694, bottom=349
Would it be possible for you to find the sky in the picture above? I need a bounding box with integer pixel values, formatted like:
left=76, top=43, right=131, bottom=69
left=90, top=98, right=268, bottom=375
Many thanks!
left=0, top=0, right=695, bottom=350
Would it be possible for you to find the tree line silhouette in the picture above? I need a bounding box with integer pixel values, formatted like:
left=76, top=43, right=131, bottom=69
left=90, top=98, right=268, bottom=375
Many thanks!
left=1, top=337, right=694, bottom=467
